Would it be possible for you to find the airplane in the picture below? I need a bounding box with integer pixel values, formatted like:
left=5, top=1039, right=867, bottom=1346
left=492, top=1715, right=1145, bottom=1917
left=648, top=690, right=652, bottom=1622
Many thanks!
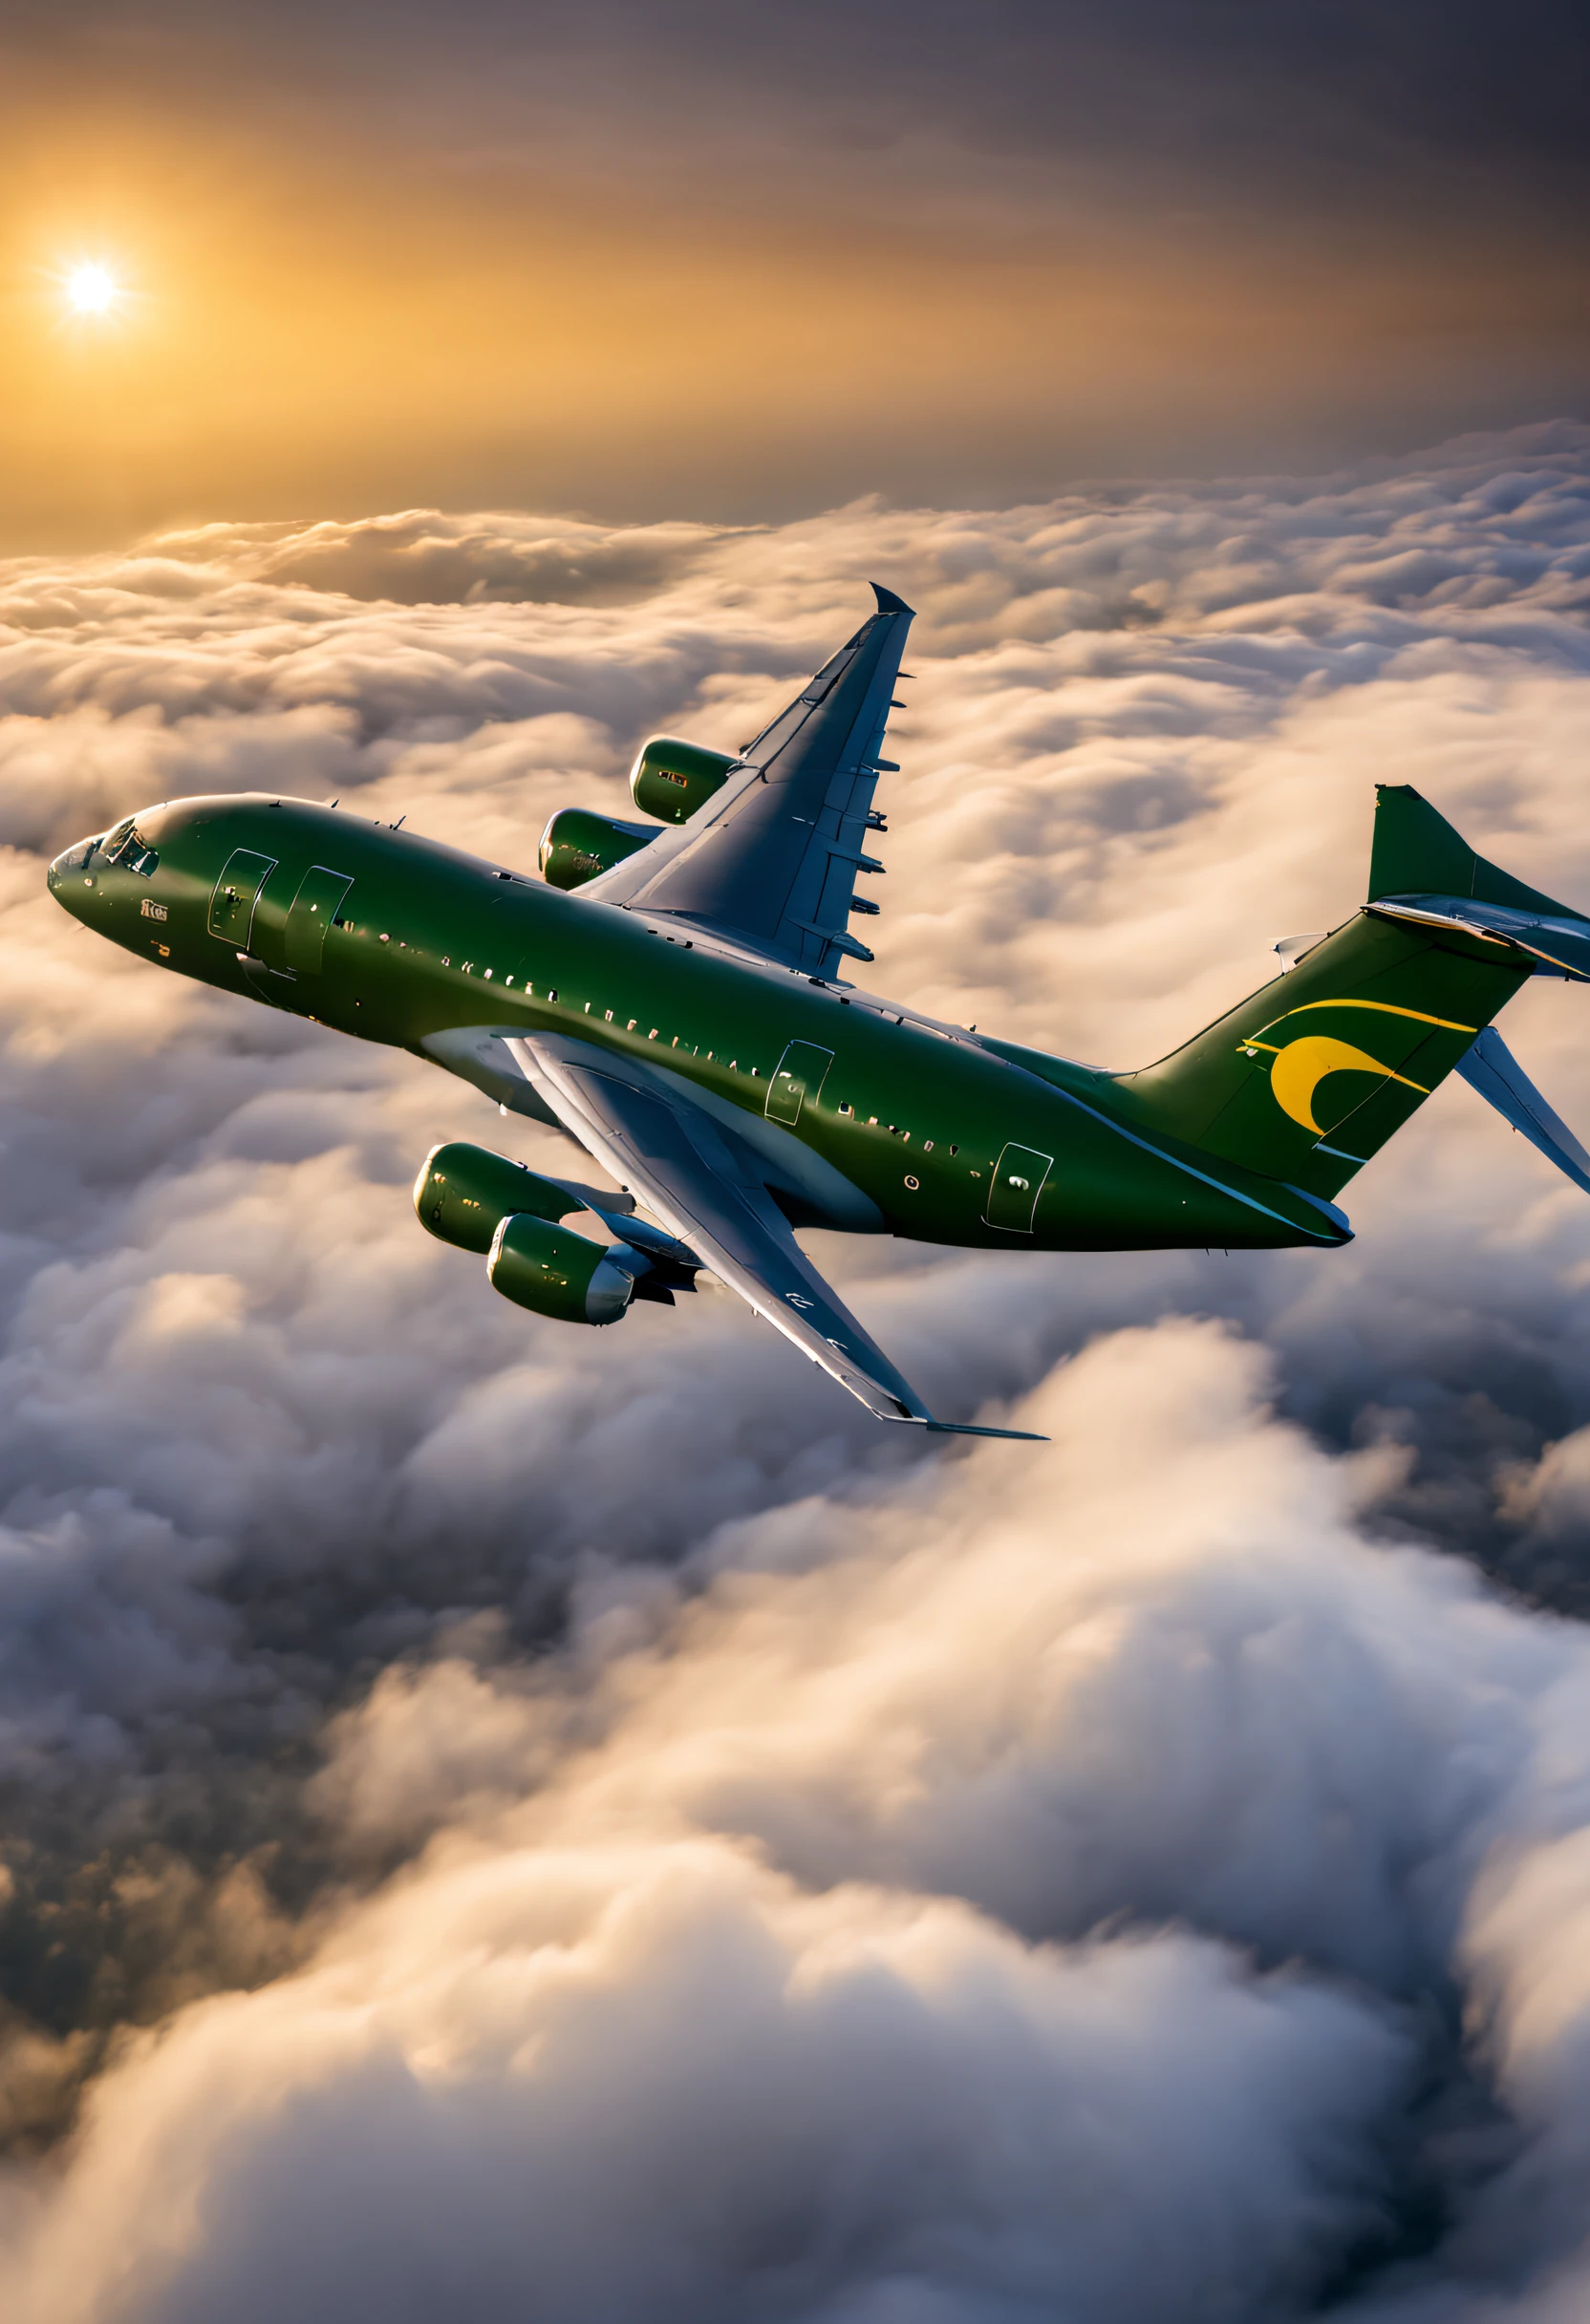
left=47, top=584, right=1590, bottom=1440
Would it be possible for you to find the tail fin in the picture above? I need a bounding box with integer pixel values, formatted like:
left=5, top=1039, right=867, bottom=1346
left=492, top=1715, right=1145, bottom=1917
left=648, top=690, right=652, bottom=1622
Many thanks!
left=1368, top=784, right=1577, bottom=920
left=1108, top=786, right=1590, bottom=1203
left=1368, top=784, right=1590, bottom=979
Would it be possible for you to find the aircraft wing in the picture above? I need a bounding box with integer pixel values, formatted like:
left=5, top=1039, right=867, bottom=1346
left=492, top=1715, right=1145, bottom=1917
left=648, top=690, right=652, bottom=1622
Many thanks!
left=506, top=1032, right=1042, bottom=1439
left=577, top=586, right=913, bottom=979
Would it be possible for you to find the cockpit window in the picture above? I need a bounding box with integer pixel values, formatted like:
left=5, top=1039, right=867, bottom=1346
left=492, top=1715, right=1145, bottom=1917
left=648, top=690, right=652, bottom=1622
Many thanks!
left=102, top=819, right=159, bottom=876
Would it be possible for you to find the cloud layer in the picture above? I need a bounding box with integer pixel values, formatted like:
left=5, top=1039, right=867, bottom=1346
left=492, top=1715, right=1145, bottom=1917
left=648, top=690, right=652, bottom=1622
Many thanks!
left=4, top=425, right=1590, bottom=2314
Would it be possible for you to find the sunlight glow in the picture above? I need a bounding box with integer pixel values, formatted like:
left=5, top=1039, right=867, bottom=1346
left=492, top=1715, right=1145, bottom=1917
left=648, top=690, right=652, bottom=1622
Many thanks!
left=66, top=264, right=118, bottom=315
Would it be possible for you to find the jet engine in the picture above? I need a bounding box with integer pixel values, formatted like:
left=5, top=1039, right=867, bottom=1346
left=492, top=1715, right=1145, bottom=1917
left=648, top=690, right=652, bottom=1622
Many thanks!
left=413, top=1140, right=701, bottom=1326
left=630, top=737, right=738, bottom=825
left=413, top=1140, right=582, bottom=1250
left=538, top=807, right=655, bottom=893
left=487, top=1210, right=638, bottom=1324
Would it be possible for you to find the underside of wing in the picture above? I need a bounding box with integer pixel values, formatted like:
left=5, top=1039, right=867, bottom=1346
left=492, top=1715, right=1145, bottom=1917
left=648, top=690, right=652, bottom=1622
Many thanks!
left=578, top=586, right=913, bottom=979
left=506, top=1032, right=1042, bottom=1438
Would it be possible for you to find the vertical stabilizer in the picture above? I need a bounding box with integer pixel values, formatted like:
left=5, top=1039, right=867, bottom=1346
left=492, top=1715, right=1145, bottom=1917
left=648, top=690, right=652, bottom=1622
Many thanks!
left=1104, top=786, right=1588, bottom=1201
left=1108, top=907, right=1535, bottom=1200
left=1370, top=785, right=1579, bottom=920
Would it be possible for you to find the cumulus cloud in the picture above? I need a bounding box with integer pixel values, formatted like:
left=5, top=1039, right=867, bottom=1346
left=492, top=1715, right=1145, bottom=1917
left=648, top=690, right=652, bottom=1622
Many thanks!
left=13, top=1326, right=1590, bottom=2321
left=4, top=425, right=1590, bottom=2311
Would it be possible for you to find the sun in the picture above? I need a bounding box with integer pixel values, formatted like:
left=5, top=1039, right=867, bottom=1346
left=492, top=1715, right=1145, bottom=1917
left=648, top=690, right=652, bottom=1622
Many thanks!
left=65, top=263, right=119, bottom=315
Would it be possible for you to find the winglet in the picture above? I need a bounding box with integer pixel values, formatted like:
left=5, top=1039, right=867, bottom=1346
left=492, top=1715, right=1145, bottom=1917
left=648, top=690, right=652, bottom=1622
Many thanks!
left=870, top=582, right=915, bottom=616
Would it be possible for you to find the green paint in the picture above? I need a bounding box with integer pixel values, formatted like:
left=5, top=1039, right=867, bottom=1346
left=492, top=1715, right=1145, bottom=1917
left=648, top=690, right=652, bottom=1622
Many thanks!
left=538, top=807, right=653, bottom=892
left=207, top=848, right=275, bottom=944
left=45, top=776, right=1581, bottom=1308
left=283, top=865, right=355, bottom=973
left=1368, top=782, right=1576, bottom=920
left=629, top=737, right=738, bottom=826
left=765, top=1041, right=833, bottom=1128
left=414, top=1139, right=586, bottom=1253
left=1110, top=904, right=1531, bottom=1201
left=489, top=1211, right=629, bottom=1325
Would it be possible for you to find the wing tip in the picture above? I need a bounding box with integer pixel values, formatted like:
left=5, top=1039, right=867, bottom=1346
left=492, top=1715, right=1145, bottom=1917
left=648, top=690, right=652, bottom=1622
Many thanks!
left=870, top=582, right=915, bottom=617
left=871, top=1398, right=1044, bottom=1441
left=919, top=1418, right=1049, bottom=1442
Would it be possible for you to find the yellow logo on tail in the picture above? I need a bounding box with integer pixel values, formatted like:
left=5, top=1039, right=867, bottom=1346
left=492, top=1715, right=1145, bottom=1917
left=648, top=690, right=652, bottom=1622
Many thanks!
left=1239, top=998, right=1477, bottom=1137
left=1267, top=1036, right=1426, bottom=1134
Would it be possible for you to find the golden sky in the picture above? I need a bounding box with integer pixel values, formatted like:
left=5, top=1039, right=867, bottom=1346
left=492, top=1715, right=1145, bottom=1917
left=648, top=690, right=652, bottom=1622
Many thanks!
left=3, top=1, right=1589, bottom=542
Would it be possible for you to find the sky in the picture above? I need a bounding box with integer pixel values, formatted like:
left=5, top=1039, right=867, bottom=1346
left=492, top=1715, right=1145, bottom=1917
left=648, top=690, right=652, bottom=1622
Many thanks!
left=7, top=3, right=1590, bottom=2315
left=3, top=429, right=1590, bottom=2315
left=3, top=0, right=1590, bottom=540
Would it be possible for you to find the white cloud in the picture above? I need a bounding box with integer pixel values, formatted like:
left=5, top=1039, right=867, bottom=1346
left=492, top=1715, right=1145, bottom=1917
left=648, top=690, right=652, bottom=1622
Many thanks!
left=3, top=425, right=1590, bottom=2312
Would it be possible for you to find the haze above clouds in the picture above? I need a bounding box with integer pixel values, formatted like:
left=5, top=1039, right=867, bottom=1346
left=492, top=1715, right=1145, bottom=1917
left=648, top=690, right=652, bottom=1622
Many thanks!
left=5, top=0, right=1588, bottom=537
left=5, top=428, right=1590, bottom=2314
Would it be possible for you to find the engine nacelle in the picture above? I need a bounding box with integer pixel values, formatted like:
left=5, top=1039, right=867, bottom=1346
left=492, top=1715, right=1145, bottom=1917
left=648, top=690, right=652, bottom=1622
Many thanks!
left=488, top=1211, right=637, bottom=1325
left=414, top=1141, right=703, bottom=1325
left=538, top=807, right=655, bottom=893
left=630, top=736, right=738, bottom=826
left=413, top=1141, right=584, bottom=1252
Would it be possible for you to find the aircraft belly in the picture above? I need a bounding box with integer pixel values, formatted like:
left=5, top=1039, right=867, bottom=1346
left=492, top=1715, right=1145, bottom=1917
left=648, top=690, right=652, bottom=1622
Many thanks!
left=1022, top=1139, right=1318, bottom=1250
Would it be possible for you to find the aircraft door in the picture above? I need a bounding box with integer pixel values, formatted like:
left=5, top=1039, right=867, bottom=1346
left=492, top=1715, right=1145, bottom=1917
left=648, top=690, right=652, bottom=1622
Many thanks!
left=765, top=1040, right=833, bottom=1126
left=985, top=1142, right=1053, bottom=1233
left=284, top=867, right=355, bottom=973
left=207, top=850, right=277, bottom=948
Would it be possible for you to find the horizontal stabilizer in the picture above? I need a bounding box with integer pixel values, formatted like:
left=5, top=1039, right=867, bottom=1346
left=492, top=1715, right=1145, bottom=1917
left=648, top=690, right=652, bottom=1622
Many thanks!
left=1454, top=1025, right=1590, bottom=1197
left=1371, top=893, right=1590, bottom=981
left=1369, top=787, right=1590, bottom=979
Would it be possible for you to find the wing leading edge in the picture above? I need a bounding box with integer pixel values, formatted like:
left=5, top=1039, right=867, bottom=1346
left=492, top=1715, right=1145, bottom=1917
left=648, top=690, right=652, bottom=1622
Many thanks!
left=579, top=585, right=914, bottom=978
left=507, top=1032, right=1043, bottom=1439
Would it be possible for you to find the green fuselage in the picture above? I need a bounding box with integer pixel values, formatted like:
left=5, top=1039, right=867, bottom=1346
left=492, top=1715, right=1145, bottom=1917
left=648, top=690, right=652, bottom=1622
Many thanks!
left=49, top=793, right=1348, bottom=1255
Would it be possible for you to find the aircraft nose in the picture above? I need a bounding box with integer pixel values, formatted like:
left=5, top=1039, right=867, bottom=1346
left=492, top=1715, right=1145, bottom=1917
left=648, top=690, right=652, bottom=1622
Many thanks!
left=47, top=836, right=98, bottom=916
